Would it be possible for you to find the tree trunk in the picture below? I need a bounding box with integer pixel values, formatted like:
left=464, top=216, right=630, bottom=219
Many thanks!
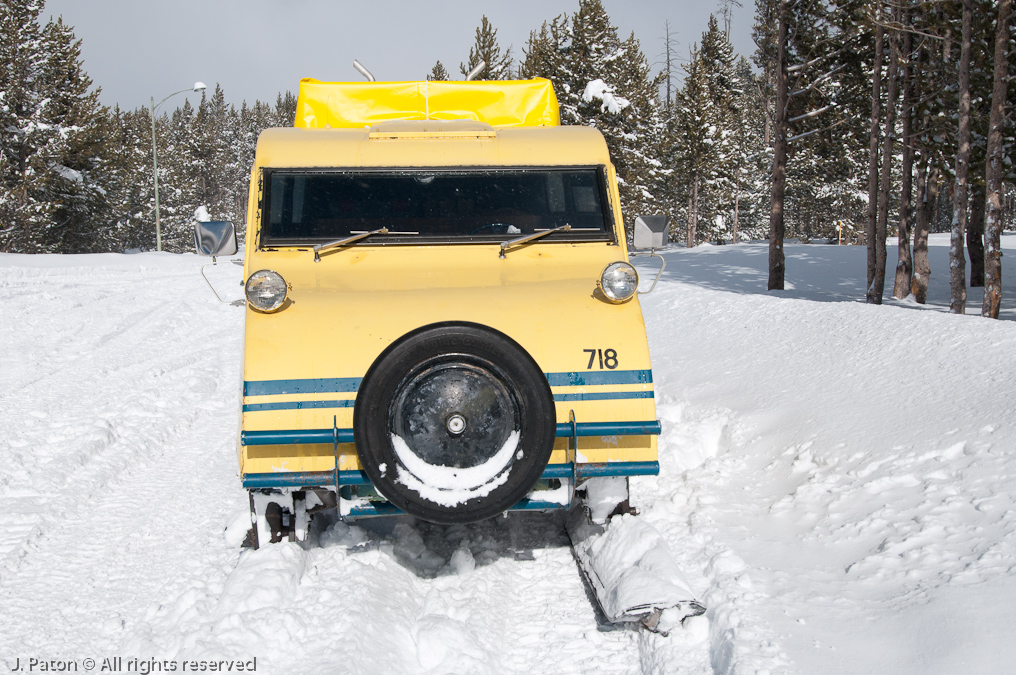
left=871, top=20, right=899, bottom=305
left=968, top=182, right=985, bottom=287
left=733, top=185, right=740, bottom=245
left=757, top=79, right=772, bottom=148
left=912, top=163, right=937, bottom=304
left=893, top=18, right=914, bottom=300
left=768, top=0, right=788, bottom=291
left=687, top=176, right=699, bottom=248
left=983, top=0, right=1011, bottom=318
left=865, top=21, right=884, bottom=299
left=949, top=0, right=972, bottom=314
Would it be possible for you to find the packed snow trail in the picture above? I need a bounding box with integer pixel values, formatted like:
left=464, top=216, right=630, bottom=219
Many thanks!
left=0, top=255, right=248, bottom=657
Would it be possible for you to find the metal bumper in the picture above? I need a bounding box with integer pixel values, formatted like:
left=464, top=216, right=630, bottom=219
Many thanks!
left=240, top=419, right=662, bottom=516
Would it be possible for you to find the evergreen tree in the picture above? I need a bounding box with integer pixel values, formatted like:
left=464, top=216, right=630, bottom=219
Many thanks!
left=428, top=60, right=449, bottom=81
left=460, top=16, right=513, bottom=80
left=273, top=91, right=297, bottom=127
left=670, top=17, right=743, bottom=245
left=730, top=56, right=769, bottom=241
left=97, top=106, right=156, bottom=251
left=0, top=1, right=106, bottom=253
left=519, top=15, right=569, bottom=80
left=521, top=1, right=665, bottom=236
left=672, top=45, right=718, bottom=246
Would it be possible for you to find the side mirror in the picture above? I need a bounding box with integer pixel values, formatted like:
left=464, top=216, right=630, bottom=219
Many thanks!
left=632, top=215, right=668, bottom=250
left=194, top=220, right=238, bottom=257
left=629, top=215, right=667, bottom=295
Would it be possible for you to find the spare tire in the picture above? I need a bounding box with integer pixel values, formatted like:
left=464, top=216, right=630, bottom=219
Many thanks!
left=354, top=322, right=556, bottom=524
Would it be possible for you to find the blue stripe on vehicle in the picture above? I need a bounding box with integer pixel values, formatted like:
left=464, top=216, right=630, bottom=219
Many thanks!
left=542, top=462, right=659, bottom=478
left=243, top=377, right=362, bottom=397
left=552, top=391, right=654, bottom=402
left=243, top=399, right=356, bottom=413
left=240, top=420, right=660, bottom=446
left=545, top=369, right=653, bottom=387
left=241, top=461, right=659, bottom=490
left=572, top=461, right=660, bottom=478
left=243, top=370, right=651, bottom=397
left=240, top=428, right=355, bottom=445
left=555, top=420, right=662, bottom=437
left=243, top=470, right=368, bottom=489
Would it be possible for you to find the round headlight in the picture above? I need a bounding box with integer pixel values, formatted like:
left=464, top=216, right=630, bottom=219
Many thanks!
left=597, top=262, right=639, bottom=303
left=245, top=269, right=288, bottom=312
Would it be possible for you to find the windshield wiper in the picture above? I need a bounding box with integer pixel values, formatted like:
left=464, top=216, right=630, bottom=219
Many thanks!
left=313, top=228, right=418, bottom=261
left=499, top=224, right=571, bottom=259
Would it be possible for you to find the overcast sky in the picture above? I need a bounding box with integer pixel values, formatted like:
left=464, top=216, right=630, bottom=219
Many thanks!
left=42, top=0, right=756, bottom=112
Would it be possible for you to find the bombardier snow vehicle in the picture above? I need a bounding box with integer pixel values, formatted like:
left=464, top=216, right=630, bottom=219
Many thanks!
left=196, top=62, right=702, bottom=632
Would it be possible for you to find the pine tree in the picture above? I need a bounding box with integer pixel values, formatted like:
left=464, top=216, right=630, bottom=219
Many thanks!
left=519, top=15, right=569, bottom=80
left=97, top=106, right=156, bottom=251
left=731, top=56, right=769, bottom=242
left=0, top=2, right=107, bottom=253
left=460, top=16, right=513, bottom=80
left=698, top=16, right=739, bottom=242
left=273, top=91, right=297, bottom=127
left=43, top=17, right=109, bottom=252
left=670, top=16, right=743, bottom=246
left=523, top=1, right=665, bottom=236
left=0, top=0, right=50, bottom=252
left=428, top=60, right=449, bottom=81
left=673, top=45, right=717, bottom=246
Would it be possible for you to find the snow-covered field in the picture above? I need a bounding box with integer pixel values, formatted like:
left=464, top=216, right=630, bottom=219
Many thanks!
left=2, top=233, right=1014, bottom=674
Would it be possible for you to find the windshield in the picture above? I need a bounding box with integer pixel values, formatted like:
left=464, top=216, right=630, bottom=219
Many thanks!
left=261, top=167, right=614, bottom=245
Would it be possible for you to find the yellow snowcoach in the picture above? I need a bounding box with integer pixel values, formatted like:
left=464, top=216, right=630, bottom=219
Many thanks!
left=197, top=65, right=704, bottom=634
left=199, top=72, right=664, bottom=545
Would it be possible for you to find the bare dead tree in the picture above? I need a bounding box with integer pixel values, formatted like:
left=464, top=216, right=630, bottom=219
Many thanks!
left=768, top=0, right=788, bottom=291
left=949, top=0, right=972, bottom=314
left=718, top=0, right=744, bottom=38
left=982, top=0, right=1012, bottom=318
left=865, top=20, right=884, bottom=301
left=661, top=21, right=679, bottom=109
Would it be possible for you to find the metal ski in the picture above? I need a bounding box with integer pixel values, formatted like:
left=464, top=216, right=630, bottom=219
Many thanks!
left=567, top=478, right=705, bottom=635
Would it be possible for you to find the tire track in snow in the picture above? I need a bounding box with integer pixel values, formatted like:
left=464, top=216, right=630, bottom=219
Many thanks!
left=120, top=513, right=647, bottom=674
left=0, top=258, right=246, bottom=662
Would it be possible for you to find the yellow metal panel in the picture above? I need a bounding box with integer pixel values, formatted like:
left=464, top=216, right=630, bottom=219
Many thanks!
left=252, top=125, right=611, bottom=172
left=294, top=78, right=560, bottom=129
left=242, top=443, right=356, bottom=474
left=239, top=102, right=658, bottom=477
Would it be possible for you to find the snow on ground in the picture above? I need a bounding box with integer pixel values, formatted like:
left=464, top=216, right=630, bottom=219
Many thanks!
left=1, top=233, right=1014, bottom=674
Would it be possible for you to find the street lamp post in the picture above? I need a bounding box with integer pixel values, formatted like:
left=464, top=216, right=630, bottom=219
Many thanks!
left=150, top=82, right=206, bottom=251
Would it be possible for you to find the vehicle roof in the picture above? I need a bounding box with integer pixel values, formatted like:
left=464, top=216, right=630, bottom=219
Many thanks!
left=294, top=78, right=560, bottom=128
left=254, top=123, right=612, bottom=169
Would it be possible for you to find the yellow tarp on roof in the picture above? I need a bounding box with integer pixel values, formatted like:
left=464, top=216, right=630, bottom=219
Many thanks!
left=294, top=78, right=560, bottom=129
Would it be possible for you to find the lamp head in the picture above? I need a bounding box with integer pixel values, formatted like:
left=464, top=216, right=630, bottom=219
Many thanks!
left=193, top=82, right=207, bottom=92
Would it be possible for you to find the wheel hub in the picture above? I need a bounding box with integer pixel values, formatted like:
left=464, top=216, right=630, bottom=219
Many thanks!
left=446, top=413, right=467, bottom=435
left=390, top=358, right=520, bottom=470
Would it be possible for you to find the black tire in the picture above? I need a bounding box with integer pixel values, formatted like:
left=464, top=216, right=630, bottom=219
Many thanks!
left=354, top=322, right=556, bottom=524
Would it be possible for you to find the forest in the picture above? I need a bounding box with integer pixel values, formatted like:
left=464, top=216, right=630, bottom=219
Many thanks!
left=1, top=0, right=1013, bottom=314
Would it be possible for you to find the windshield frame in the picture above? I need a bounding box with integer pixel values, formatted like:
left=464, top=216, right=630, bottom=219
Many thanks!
left=256, top=165, right=619, bottom=249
